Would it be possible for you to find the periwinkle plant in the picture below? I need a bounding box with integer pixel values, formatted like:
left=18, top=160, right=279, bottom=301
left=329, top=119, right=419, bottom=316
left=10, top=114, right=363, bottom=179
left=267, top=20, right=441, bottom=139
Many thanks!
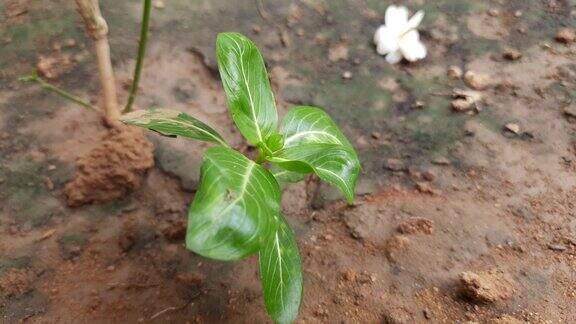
left=121, top=32, right=360, bottom=323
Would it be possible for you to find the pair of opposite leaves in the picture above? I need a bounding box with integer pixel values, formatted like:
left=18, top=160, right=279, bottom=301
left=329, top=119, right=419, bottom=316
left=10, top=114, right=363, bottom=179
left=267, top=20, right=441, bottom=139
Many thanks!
left=121, top=32, right=360, bottom=323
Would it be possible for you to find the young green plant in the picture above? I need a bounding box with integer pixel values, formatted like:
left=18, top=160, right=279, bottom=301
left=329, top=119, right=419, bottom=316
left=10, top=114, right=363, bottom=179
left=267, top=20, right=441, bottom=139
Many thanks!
left=121, top=32, right=360, bottom=323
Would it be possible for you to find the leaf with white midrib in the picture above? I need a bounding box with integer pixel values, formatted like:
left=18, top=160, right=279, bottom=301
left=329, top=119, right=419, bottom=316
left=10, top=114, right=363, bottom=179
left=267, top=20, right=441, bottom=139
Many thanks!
left=259, top=214, right=303, bottom=324
left=120, top=108, right=228, bottom=146
left=217, top=32, right=278, bottom=145
left=272, top=106, right=360, bottom=203
left=186, top=147, right=280, bottom=261
left=281, top=106, right=353, bottom=149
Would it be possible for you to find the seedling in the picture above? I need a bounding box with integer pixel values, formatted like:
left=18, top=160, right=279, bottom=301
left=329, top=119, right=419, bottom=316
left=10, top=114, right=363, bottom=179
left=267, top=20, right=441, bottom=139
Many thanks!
left=121, top=33, right=360, bottom=322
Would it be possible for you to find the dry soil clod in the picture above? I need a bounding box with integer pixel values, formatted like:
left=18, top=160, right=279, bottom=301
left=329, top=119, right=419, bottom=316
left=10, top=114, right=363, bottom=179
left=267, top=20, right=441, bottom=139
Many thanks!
left=464, top=71, right=490, bottom=90
left=64, top=126, right=154, bottom=206
left=459, top=270, right=515, bottom=304
left=555, top=28, right=575, bottom=44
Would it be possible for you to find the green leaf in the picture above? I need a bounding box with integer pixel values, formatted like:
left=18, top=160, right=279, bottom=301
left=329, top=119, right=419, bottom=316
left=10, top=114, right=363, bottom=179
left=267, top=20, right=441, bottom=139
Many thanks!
left=271, top=167, right=306, bottom=184
left=259, top=214, right=303, bottom=324
left=281, top=106, right=353, bottom=150
left=271, top=144, right=359, bottom=203
left=120, top=108, right=228, bottom=146
left=216, top=32, right=278, bottom=145
left=272, top=106, right=360, bottom=202
left=186, top=147, right=280, bottom=261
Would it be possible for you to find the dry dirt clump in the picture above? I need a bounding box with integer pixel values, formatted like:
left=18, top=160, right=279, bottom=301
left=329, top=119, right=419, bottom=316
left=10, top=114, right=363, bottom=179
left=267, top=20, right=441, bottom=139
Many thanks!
left=459, top=270, right=516, bottom=304
left=0, top=268, right=34, bottom=299
left=64, top=126, right=154, bottom=206
left=396, top=217, right=434, bottom=235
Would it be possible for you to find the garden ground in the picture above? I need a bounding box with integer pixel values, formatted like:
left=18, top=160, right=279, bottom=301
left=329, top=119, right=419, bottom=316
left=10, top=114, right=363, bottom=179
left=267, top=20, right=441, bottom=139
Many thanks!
left=1, top=0, right=576, bottom=323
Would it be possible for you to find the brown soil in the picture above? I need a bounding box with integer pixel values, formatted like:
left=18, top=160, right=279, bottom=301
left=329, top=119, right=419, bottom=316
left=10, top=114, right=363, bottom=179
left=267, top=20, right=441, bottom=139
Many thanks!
left=63, top=126, right=155, bottom=206
left=2, top=1, right=576, bottom=323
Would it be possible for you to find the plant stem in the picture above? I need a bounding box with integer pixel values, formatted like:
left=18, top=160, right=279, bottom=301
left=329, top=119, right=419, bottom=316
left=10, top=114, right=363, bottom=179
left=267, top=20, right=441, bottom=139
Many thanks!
left=123, top=0, right=152, bottom=114
left=256, top=148, right=266, bottom=164
left=75, top=0, right=120, bottom=121
left=19, top=73, right=99, bottom=112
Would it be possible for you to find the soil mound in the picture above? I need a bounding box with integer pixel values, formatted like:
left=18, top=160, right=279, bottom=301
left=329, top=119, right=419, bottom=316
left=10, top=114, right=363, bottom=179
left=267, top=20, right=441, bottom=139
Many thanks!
left=64, top=126, right=154, bottom=206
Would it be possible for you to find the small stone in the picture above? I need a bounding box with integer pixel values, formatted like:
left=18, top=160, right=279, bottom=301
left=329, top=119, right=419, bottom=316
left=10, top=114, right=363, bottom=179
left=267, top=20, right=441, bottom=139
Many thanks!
left=488, top=8, right=500, bottom=17
left=280, top=30, right=291, bottom=48
left=397, top=217, right=434, bottom=235
left=322, top=234, right=334, bottom=241
left=452, top=98, right=474, bottom=112
left=504, top=123, right=520, bottom=134
left=328, top=43, right=349, bottom=62
left=555, top=28, right=575, bottom=44
left=371, top=132, right=381, bottom=139
left=252, top=25, right=262, bottom=34
left=432, top=156, right=451, bottom=165
left=65, top=39, right=76, bottom=47
left=423, top=309, right=432, bottom=320
left=503, top=47, right=522, bottom=61
left=447, top=66, right=463, bottom=79
left=43, top=177, right=54, bottom=191
left=355, top=136, right=370, bottom=149
left=153, top=0, right=165, bottom=9
left=412, top=100, right=425, bottom=109
left=342, top=71, right=353, bottom=79
left=513, top=10, right=522, bottom=17
left=563, top=105, right=576, bottom=118
left=386, top=158, right=405, bottom=171
left=47, top=164, right=56, bottom=171
left=176, top=272, right=204, bottom=287
left=459, top=270, right=515, bottom=303
left=342, top=269, right=357, bottom=282
left=422, top=170, right=436, bottom=182
left=106, top=265, right=116, bottom=272
left=464, top=71, right=490, bottom=90
left=415, top=182, right=438, bottom=195
left=548, top=243, right=567, bottom=252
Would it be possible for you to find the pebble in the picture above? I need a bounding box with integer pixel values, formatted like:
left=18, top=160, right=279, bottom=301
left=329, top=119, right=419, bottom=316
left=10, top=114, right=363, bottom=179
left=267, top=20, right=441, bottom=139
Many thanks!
left=503, top=47, right=522, bottom=61
left=412, top=100, right=426, bottom=109
left=422, top=170, right=436, bottom=182
left=447, top=65, right=463, bottom=79
left=563, top=105, right=576, bottom=118
left=371, top=131, right=381, bottom=139
left=504, top=123, right=520, bottom=134
left=452, top=98, right=474, bottom=112
left=342, top=71, right=353, bottom=79
left=47, top=164, right=56, bottom=171
left=415, top=182, right=438, bottom=195
left=555, top=28, right=575, bottom=44
left=464, top=71, right=490, bottom=90
left=386, top=158, right=405, bottom=171
left=153, top=0, right=165, bottom=9
left=548, top=243, right=567, bottom=252
left=432, top=156, right=451, bottom=165
left=488, top=8, right=500, bottom=17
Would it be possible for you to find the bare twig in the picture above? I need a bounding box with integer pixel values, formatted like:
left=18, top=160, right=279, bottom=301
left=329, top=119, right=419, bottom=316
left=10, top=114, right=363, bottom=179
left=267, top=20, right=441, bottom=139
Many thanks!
left=75, top=0, right=120, bottom=121
left=19, top=72, right=98, bottom=112
left=149, top=292, right=201, bottom=320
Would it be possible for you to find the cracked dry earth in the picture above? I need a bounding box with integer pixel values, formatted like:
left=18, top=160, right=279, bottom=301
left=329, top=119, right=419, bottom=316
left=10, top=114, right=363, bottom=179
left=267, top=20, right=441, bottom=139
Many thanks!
left=1, top=0, right=576, bottom=323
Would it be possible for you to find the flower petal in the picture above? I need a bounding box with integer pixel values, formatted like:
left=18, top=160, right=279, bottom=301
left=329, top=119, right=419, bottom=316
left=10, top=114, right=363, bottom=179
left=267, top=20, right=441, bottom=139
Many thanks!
left=375, top=26, right=400, bottom=54
left=385, top=50, right=403, bottom=64
left=399, top=30, right=427, bottom=62
left=407, top=10, right=424, bottom=29
left=385, top=5, right=409, bottom=29
left=373, top=25, right=386, bottom=44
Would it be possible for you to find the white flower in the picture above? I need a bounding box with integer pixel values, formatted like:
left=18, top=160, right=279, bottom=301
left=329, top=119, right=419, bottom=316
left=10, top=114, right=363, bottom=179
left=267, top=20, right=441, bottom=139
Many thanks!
left=373, top=5, right=427, bottom=64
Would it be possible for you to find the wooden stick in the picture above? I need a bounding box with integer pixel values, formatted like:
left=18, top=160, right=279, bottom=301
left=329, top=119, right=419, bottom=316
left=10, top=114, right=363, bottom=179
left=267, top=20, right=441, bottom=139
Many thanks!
left=75, top=0, right=120, bottom=121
